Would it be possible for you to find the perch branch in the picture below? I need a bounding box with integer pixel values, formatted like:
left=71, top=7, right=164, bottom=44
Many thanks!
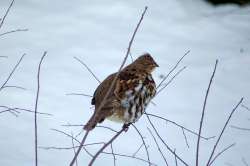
left=88, top=127, right=125, bottom=165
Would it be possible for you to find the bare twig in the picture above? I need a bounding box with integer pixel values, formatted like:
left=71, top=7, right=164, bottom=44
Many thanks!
left=39, top=142, right=105, bottom=150
left=241, top=104, right=250, bottom=111
left=66, top=93, right=92, bottom=97
left=70, top=130, right=90, bottom=165
left=0, top=85, right=26, bottom=90
left=34, top=51, right=47, bottom=166
left=110, top=143, right=116, bottom=166
left=132, top=124, right=151, bottom=166
left=132, top=143, right=144, bottom=157
left=0, top=28, right=28, bottom=37
left=74, top=57, right=100, bottom=83
left=51, top=128, right=94, bottom=157
left=0, top=0, right=14, bottom=30
left=156, top=66, right=187, bottom=96
left=69, top=6, right=148, bottom=166
left=208, top=143, right=236, bottom=166
left=0, top=54, right=25, bottom=91
left=196, top=60, right=218, bottom=166
left=147, top=127, right=168, bottom=166
left=71, top=132, right=78, bottom=166
left=88, top=127, right=125, bottom=165
left=242, top=157, right=249, bottom=166
left=174, top=149, right=178, bottom=166
left=157, top=50, right=190, bottom=89
left=129, top=52, right=133, bottom=62
left=146, top=113, right=214, bottom=140
left=206, top=98, right=244, bottom=166
left=0, top=56, right=8, bottom=58
left=0, top=106, right=52, bottom=116
left=231, top=125, right=250, bottom=131
left=101, top=151, right=157, bottom=166
left=40, top=144, right=155, bottom=165
left=145, top=113, right=189, bottom=166
left=62, top=124, right=119, bottom=133
left=181, top=127, right=190, bottom=148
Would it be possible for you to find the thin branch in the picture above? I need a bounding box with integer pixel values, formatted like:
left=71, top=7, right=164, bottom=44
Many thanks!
left=0, top=107, right=19, bottom=116
left=241, top=104, right=250, bottom=111
left=70, top=6, right=148, bottom=165
left=145, top=113, right=189, bottom=166
left=129, top=52, right=133, bottom=62
left=242, top=157, right=249, bottom=166
left=0, top=0, right=14, bottom=30
left=74, top=57, right=101, bottom=83
left=39, top=142, right=105, bottom=150
left=156, top=66, right=187, bottom=96
left=0, top=85, right=26, bottom=90
left=132, top=124, right=151, bottom=166
left=0, top=28, right=28, bottom=37
left=132, top=143, right=144, bottom=157
left=0, top=56, right=8, bottom=58
left=51, top=128, right=93, bottom=157
left=110, top=143, right=116, bottom=166
left=206, top=98, right=244, bottom=166
left=71, top=132, right=78, bottom=166
left=66, top=93, right=92, bottom=97
left=182, top=127, right=190, bottom=148
left=208, top=143, right=236, bottom=166
left=147, top=127, right=168, bottom=166
left=0, top=106, right=52, bottom=116
left=174, top=149, right=178, bottom=166
left=101, top=151, right=157, bottom=166
left=69, top=130, right=90, bottom=165
left=196, top=60, right=218, bottom=166
left=88, top=127, right=125, bottom=165
left=62, top=124, right=119, bottom=133
left=231, top=125, right=250, bottom=131
left=157, top=50, right=190, bottom=89
left=146, top=113, right=214, bottom=140
left=41, top=144, right=156, bottom=166
left=34, top=51, right=47, bottom=166
left=0, top=53, right=25, bottom=91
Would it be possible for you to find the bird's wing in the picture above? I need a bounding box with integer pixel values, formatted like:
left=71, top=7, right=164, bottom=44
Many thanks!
left=91, top=72, right=117, bottom=107
left=114, top=70, right=147, bottom=100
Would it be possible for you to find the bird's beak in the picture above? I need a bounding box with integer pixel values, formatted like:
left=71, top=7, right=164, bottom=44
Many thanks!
left=154, top=62, right=159, bottom=67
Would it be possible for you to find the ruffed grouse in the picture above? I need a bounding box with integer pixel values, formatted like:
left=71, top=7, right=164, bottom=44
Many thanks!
left=84, top=53, right=158, bottom=131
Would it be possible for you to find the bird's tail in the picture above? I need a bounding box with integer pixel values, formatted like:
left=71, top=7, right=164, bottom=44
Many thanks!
left=84, top=113, right=105, bottom=131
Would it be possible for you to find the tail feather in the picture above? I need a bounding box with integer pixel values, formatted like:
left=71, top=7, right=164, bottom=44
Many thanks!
left=84, top=113, right=105, bottom=131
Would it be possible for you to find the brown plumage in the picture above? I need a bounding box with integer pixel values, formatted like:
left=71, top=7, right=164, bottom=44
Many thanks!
left=84, top=53, right=158, bottom=131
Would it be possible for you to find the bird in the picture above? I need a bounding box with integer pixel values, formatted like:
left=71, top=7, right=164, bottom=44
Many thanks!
left=84, top=53, right=158, bottom=131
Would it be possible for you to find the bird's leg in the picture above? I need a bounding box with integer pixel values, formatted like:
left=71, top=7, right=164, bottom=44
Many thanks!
left=122, top=123, right=131, bottom=132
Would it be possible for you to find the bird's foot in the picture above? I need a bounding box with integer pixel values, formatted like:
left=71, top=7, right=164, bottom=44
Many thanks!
left=122, top=123, right=131, bottom=132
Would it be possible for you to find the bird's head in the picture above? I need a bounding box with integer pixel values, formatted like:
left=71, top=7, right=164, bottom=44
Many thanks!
left=133, top=53, right=159, bottom=73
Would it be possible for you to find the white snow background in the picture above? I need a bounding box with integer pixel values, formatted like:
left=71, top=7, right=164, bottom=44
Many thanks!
left=0, top=0, right=250, bottom=165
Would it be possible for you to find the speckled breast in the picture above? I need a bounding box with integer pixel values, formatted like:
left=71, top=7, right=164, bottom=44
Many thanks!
left=117, top=75, right=156, bottom=124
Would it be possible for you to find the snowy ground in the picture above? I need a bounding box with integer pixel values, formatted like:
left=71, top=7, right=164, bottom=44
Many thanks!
left=0, top=0, right=250, bottom=166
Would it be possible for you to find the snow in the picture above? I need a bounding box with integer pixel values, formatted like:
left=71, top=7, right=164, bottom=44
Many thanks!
left=0, top=0, right=250, bottom=165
